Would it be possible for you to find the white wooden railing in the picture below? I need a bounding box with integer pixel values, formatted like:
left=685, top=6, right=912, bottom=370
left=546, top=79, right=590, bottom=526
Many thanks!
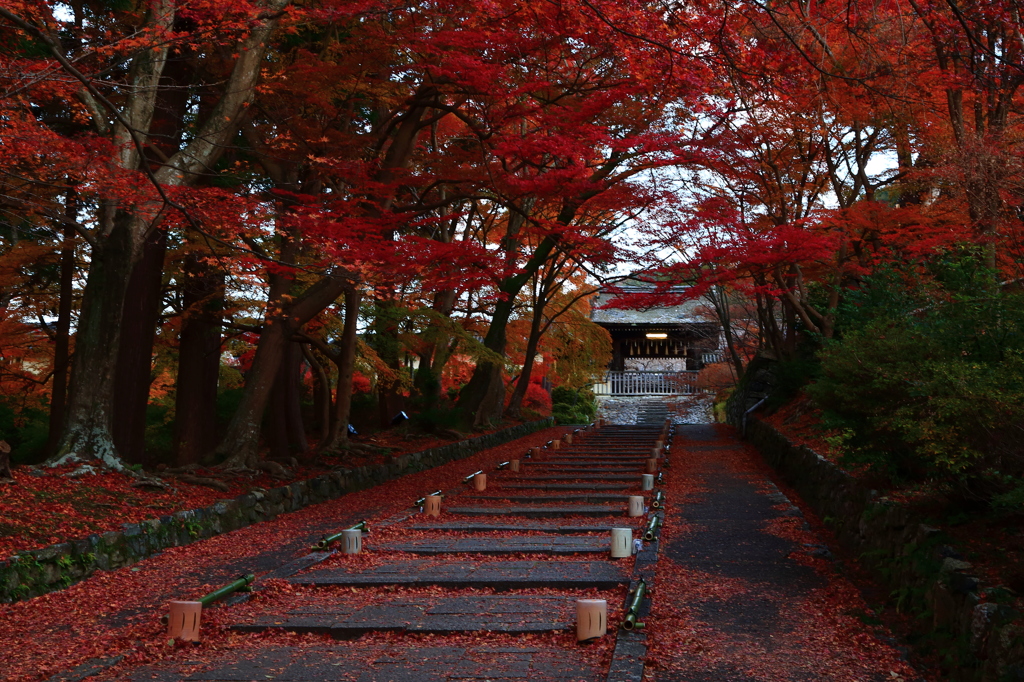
left=593, top=371, right=700, bottom=396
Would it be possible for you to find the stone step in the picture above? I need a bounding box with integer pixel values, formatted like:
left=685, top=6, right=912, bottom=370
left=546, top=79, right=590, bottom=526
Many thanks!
left=290, top=560, right=630, bottom=589
left=495, top=483, right=631, bottom=491
left=233, top=595, right=577, bottom=637
left=406, top=522, right=634, bottom=534
left=466, top=493, right=633, bottom=503
left=446, top=505, right=624, bottom=518
left=511, top=474, right=637, bottom=481
left=132, top=644, right=602, bottom=681
left=373, top=535, right=609, bottom=555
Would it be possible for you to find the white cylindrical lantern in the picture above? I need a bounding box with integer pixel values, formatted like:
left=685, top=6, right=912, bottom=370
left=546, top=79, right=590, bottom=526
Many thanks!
left=473, top=473, right=487, bottom=491
left=564, top=433, right=573, bottom=445
left=645, top=458, right=658, bottom=474
left=655, top=440, right=663, bottom=450
left=627, top=495, right=644, bottom=517
left=610, top=528, right=632, bottom=558
left=576, top=599, right=608, bottom=642
left=532, top=446, right=544, bottom=462
left=551, top=439, right=560, bottom=450
left=651, top=447, right=661, bottom=459
left=641, top=474, right=654, bottom=491
left=342, top=528, right=362, bottom=554
left=510, top=459, right=520, bottom=473
left=425, top=494, right=441, bottom=517
left=167, top=601, right=202, bottom=642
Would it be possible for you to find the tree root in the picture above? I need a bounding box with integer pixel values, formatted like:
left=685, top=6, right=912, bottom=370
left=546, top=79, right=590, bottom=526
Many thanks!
left=170, top=473, right=232, bottom=492
left=254, top=460, right=293, bottom=480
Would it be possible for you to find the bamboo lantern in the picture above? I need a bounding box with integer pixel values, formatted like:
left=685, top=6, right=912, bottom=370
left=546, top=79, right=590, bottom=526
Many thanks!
left=627, top=495, right=644, bottom=517
left=473, top=473, right=487, bottom=491
left=576, top=599, right=607, bottom=642
left=641, top=474, right=654, bottom=491
left=510, top=459, right=520, bottom=473
left=167, top=601, right=202, bottom=642
left=610, top=528, right=632, bottom=558
left=645, top=458, right=658, bottom=474
left=341, top=528, right=362, bottom=554
left=424, top=494, right=442, bottom=517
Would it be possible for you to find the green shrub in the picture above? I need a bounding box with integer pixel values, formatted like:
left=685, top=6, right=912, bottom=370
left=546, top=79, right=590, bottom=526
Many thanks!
left=807, top=253, right=1024, bottom=497
left=550, top=386, right=596, bottom=424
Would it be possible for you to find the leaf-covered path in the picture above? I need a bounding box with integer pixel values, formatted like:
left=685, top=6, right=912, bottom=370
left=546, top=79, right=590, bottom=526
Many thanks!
left=2, top=414, right=929, bottom=681
left=645, top=423, right=922, bottom=682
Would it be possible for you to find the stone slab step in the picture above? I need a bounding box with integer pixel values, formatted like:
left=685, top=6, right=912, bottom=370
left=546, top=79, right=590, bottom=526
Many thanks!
left=131, top=644, right=601, bottom=681
left=467, top=493, right=633, bottom=503
left=373, top=535, right=609, bottom=554
left=406, top=522, right=633, bottom=533
left=290, top=560, right=630, bottom=589
left=233, top=595, right=576, bottom=636
left=495, top=483, right=631, bottom=491
left=447, top=505, right=623, bottom=518
left=511, top=474, right=637, bottom=482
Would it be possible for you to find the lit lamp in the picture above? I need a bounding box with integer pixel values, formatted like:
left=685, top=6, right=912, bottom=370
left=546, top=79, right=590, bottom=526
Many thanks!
left=645, top=332, right=668, bottom=339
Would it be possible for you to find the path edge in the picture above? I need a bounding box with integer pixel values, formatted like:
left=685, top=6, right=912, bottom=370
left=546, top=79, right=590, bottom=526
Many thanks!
left=745, top=416, right=1022, bottom=681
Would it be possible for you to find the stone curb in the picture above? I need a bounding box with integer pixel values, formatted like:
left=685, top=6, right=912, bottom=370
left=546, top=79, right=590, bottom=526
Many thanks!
left=744, top=417, right=1022, bottom=682
left=1, top=418, right=553, bottom=604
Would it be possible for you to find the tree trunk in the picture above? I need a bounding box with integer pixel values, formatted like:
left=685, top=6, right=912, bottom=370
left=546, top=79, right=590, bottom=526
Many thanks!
left=321, top=288, right=361, bottom=451
left=506, top=303, right=545, bottom=418
left=265, top=341, right=308, bottom=459
left=45, top=207, right=76, bottom=458
left=52, top=213, right=138, bottom=469
left=111, top=228, right=167, bottom=465
left=302, top=343, right=331, bottom=444
left=173, top=260, right=223, bottom=466
left=214, top=277, right=349, bottom=467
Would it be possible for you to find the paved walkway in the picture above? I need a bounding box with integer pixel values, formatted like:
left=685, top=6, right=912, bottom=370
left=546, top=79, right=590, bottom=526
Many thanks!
left=15, top=409, right=927, bottom=681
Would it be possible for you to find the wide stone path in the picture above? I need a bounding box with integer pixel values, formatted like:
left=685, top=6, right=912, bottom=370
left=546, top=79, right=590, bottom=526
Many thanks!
left=112, top=406, right=925, bottom=682
left=131, top=421, right=669, bottom=681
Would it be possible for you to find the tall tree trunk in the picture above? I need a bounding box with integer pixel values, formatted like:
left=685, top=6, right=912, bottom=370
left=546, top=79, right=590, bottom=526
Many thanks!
left=47, top=0, right=287, bottom=467
left=321, top=288, right=361, bottom=451
left=45, top=202, right=76, bottom=457
left=506, top=303, right=545, bottom=418
left=214, top=277, right=349, bottom=467
left=53, top=213, right=138, bottom=468
left=370, top=297, right=405, bottom=427
left=111, top=229, right=167, bottom=465
left=302, top=343, right=331, bottom=444
left=173, top=259, right=224, bottom=466
left=265, top=341, right=308, bottom=460
left=457, top=233, right=560, bottom=426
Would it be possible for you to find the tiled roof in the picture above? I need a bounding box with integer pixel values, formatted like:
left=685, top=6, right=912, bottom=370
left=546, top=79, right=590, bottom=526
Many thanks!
left=590, top=287, right=708, bottom=325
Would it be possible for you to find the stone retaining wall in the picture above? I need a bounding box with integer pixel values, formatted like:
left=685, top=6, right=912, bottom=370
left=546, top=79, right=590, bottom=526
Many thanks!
left=745, top=417, right=1023, bottom=681
left=0, top=419, right=552, bottom=604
